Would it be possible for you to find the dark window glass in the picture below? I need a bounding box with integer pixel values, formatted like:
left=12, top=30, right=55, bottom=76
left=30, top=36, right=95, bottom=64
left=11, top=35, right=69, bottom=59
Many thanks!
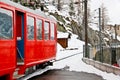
left=50, top=23, right=55, bottom=40
left=44, top=22, right=49, bottom=40
left=0, top=8, right=13, bottom=39
left=36, top=19, right=42, bottom=40
left=27, top=16, right=34, bottom=40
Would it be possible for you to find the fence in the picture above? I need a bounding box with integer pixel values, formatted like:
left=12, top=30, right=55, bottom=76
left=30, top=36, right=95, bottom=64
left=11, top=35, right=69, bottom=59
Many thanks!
left=83, top=43, right=120, bottom=65
left=83, top=43, right=120, bottom=75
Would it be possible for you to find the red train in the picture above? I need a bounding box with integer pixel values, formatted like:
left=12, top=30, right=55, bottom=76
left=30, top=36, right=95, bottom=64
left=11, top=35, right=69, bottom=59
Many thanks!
left=0, top=0, right=57, bottom=80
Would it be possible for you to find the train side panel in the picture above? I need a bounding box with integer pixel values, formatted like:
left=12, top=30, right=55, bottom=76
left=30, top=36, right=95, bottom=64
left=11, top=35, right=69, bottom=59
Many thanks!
left=0, top=2, right=16, bottom=79
left=43, top=22, right=57, bottom=60
left=43, top=41, right=56, bottom=60
left=25, top=15, right=57, bottom=67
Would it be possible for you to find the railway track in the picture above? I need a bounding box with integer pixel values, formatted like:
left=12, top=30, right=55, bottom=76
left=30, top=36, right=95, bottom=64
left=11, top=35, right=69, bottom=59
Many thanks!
left=18, top=52, right=83, bottom=80
left=54, top=52, right=83, bottom=62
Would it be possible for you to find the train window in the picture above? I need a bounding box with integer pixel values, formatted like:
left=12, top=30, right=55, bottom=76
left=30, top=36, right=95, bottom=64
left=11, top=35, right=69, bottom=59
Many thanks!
left=44, top=21, right=49, bottom=40
left=50, top=23, right=55, bottom=40
left=27, top=16, right=34, bottom=40
left=0, top=8, right=13, bottom=39
left=36, top=19, right=42, bottom=40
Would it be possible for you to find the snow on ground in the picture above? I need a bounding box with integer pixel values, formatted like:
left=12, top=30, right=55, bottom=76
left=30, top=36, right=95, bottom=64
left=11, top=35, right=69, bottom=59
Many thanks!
left=50, top=33, right=120, bottom=80
left=46, top=5, right=58, bottom=13
left=89, top=23, right=99, bottom=31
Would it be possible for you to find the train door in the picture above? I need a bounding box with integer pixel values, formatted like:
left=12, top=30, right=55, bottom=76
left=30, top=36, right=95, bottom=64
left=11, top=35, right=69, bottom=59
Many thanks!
left=16, top=11, right=24, bottom=65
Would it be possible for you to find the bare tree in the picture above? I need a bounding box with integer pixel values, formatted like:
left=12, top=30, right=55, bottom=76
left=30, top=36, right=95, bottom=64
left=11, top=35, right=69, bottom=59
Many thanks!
left=101, top=4, right=109, bottom=31
left=69, top=0, right=75, bottom=16
left=52, top=0, right=55, bottom=6
left=77, top=0, right=84, bottom=16
left=57, top=0, right=61, bottom=11
left=74, top=0, right=84, bottom=25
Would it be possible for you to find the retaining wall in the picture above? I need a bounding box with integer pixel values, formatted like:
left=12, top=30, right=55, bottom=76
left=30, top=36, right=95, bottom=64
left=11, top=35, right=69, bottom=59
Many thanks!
left=83, top=58, right=120, bottom=75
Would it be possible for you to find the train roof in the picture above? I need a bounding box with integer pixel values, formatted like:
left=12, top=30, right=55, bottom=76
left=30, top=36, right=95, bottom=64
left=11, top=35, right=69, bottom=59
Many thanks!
left=0, top=0, right=56, bottom=22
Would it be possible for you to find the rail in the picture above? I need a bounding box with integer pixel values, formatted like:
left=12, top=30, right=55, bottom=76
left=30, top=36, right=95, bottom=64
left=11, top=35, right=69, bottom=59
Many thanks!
left=54, top=52, right=83, bottom=62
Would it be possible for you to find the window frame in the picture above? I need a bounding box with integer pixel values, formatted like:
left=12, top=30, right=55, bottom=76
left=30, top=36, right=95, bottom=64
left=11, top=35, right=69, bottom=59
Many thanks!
left=50, top=23, right=55, bottom=40
left=44, top=21, right=50, bottom=40
left=27, top=15, right=35, bottom=40
left=0, top=7, right=14, bottom=40
left=36, top=18, right=43, bottom=40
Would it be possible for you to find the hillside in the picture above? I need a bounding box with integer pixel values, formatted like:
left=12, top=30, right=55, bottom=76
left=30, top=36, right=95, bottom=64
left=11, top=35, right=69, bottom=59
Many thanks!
left=44, top=3, right=112, bottom=47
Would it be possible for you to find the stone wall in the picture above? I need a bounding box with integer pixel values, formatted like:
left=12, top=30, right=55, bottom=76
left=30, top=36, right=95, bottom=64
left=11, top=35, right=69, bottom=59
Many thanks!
left=83, top=58, right=120, bottom=75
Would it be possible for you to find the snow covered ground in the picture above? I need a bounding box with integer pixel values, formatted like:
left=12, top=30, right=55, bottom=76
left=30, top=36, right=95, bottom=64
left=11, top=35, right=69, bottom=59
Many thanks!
left=50, top=33, right=120, bottom=80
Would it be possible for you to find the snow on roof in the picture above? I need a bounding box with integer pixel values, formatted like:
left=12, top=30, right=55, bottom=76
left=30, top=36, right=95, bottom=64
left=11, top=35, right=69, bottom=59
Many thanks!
left=57, top=32, right=69, bottom=38
left=0, top=0, right=56, bottom=22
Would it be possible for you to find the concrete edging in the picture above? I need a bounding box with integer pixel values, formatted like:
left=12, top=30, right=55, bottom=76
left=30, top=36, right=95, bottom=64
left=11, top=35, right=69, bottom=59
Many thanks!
left=82, top=58, right=120, bottom=75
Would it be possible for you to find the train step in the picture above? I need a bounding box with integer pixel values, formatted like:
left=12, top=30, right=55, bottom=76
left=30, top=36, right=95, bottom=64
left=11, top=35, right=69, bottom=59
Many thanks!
left=13, top=68, right=24, bottom=79
left=13, top=74, right=24, bottom=79
left=17, top=59, right=24, bottom=65
left=17, top=62, right=24, bottom=65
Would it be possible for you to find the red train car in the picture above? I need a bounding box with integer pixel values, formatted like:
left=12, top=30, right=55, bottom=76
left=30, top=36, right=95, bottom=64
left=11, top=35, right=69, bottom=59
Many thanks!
left=0, top=0, right=57, bottom=80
